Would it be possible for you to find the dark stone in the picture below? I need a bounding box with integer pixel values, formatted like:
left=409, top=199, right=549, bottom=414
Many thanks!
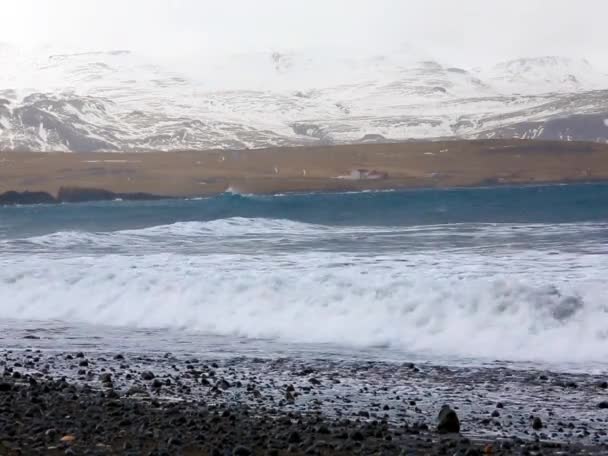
left=0, top=382, right=12, bottom=392
left=532, top=417, right=543, bottom=430
left=217, top=379, right=231, bottom=390
left=437, top=405, right=460, bottom=434
left=465, top=449, right=482, bottom=456
left=317, top=425, right=331, bottom=435
left=350, top=430, right=365, bottom=441
left=598, top=401, right=608, bottom=409
left=167, top=437, right=182, bottom=447
left=141, top=371, right=155, bottom=381
left=287, top=431, right=301, bottom=444
left=99, top=373, right=112, bottom=384
left=233, top=446, right=252, bottom=456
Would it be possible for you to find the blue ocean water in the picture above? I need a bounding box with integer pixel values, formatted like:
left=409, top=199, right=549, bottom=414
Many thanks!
left=1, top=183, right=607, bottom=367
left=2, top=184, right=608, bottom=238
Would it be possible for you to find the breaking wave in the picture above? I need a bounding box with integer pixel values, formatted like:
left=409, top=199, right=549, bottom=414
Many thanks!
left=0, top=247, right=606, bottom=363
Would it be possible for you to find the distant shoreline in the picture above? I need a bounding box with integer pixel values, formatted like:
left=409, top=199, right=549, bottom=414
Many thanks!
left=2, top=139, right=608, bottom=204
left=4, top=179, right=608, bottom=206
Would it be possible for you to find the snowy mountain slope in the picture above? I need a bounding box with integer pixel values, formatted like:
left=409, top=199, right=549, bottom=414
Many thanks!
left=1, top=45, right=607, bottom=152
left=483, top=57, right=607, bottom=94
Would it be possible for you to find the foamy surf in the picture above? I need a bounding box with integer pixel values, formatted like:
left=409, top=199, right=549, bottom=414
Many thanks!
left=0, top=246, right=606, bottom=363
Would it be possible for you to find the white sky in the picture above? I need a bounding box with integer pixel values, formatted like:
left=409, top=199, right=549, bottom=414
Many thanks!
left=1, top=0, right=606, bottom=69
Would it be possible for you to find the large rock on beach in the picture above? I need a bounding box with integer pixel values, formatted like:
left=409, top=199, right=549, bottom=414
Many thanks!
left=437, top=405, right=461, bottom=434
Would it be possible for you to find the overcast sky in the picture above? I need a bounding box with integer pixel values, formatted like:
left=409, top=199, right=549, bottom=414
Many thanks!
left=1, top=0, right=606, bottom=68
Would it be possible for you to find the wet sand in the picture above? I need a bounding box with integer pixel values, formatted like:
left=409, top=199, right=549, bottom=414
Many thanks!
left=2, top=347, right=608, bottom=455
left=1, top=140, right=608, bottom=197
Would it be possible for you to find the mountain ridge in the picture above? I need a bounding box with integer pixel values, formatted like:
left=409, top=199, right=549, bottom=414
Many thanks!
left=1, top=46, right=607, bottom=152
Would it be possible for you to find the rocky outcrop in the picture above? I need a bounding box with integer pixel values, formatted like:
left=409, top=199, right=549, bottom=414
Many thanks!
left=0, top=191, right=57, bottom=205
left=57, top=187, right=166, bottom=203
left=0, top=187, right=168, bottom=206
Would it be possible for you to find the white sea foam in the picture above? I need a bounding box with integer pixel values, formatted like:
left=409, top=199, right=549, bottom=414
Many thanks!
left=0, top=241, right=606, bottom=364
left=2, top=218, right=605, bottom=258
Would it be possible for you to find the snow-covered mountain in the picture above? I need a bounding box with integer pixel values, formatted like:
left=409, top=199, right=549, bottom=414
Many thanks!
left=1, top=44, right=607, bottom=152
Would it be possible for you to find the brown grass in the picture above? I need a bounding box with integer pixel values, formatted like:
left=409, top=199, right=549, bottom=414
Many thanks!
left=1, top=140, right=607, bottom=197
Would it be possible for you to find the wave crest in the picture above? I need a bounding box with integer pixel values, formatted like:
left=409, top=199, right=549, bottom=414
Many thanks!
left=0, top=253, right=605, bottom=363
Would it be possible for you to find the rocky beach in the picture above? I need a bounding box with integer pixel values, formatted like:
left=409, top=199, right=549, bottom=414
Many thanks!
left=2, top=345, right=608, bottom=455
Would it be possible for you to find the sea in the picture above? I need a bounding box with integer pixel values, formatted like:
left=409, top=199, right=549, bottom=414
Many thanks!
left=1, top=184, right=607, bottom=373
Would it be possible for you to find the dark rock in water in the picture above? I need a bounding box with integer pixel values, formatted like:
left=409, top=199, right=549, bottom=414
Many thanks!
left=598, top=381, right=608, bottom=389
left=0, top=382, right=12, bottom=392
left=598, top=401, right=608, bottom=409
left=22, top=335, right=40, bottom=340
left=141, top=371, right=155, bottom=381
left=437, top=405, right=460, bottom=434
left=57, top=186, right=165, bottom=203
left=99, top=373, right=112, bottom=384
left=360, top=133, right=387, bottom=143
left=113, top=354, right=125, bottom=361
left=0, top=190, right=56, bottom=206
left=57, top=187, right=117, bottom=203
left=532, top=417, right=543, bottom=430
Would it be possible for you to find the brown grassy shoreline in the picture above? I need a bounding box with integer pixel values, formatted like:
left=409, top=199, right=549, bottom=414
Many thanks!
left=2, top=140, right=608, bottom=198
